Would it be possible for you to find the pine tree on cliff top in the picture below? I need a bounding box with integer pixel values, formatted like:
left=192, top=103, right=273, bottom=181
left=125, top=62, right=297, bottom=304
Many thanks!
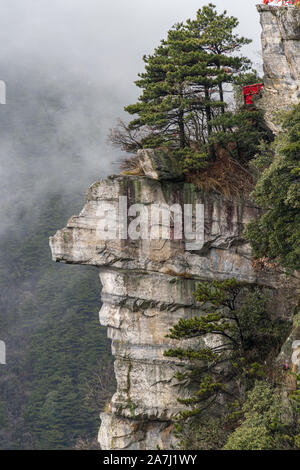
left=123, top=4, right=251, bottom=157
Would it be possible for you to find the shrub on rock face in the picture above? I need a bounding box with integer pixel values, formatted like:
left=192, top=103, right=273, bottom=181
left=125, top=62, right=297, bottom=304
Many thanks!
left=245, top=103, right=300, bottom=271
left=165, top=279, right=288, bottom=421
left=165, top=278, right=297, bottom=450
left=174, top=416, right=229, bottom=450
left=224, top=382, right=280, bottom=450
left=224, top=381, right=300, bottom=450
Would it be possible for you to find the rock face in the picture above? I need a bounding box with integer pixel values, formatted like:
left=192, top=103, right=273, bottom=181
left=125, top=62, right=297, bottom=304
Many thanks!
left=137, top=149, right=184, bottom=181
left=257, top=5, right=300, bottom=132
left=49, top=5, right=300, bottom=450
left=50, top=173, right=299, bottom=449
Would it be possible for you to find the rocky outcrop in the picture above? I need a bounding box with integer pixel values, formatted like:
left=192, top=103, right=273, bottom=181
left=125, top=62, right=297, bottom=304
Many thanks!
left=137, top=149, right=184, bottom=181
left=50, top=171, right=300, bottom=449
left=257, top=5, right=300, bottom=132
left=48, top=5, right=300, bottom=450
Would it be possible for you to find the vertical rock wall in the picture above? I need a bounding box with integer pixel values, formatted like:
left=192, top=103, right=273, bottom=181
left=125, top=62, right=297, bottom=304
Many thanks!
left=257, top=5, right=300, bottom=132
left=49, top=174, right=299, bottom=449
left=48, top=5, right=300, bottom=450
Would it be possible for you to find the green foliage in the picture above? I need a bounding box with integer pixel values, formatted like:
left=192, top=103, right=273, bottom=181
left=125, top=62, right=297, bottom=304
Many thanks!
left=0, top=194, right=115, bottom=449
left=293, top=312, right=300, bottom=328
left=165, top=279, right=288, bottom=430
left=175, top=148, right=209, bottom=172
left=174, top=415, right=229, bottom=450
left=168, top=276, right=298, bottom=451
left=208, top=108, right=272, bottom=164
left=224, top=381, right=300, bottom=450
left=249, top=139, right=275, bottom=172
left=195, top=277, right=246, bottom=306
left=22, top=268, right=114, bottom=449
left=122, top=4, right=251, bottom=165
left=245, top=102, right=300, bottom=271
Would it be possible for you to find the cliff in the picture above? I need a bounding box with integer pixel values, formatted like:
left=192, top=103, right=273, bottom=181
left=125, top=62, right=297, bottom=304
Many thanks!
left=50, top=161, right=299, bottom=449
left=257, top=4, right=300, bottom=132
left=49, top=5, right=300, bottom=450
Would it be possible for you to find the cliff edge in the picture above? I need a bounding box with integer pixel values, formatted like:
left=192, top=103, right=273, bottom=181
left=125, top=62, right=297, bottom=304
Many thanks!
left=49, top=4, right=300, bottom=450
left=257, top=5, right=300, bottom=132
left=50, top=167, right=299, bottom=449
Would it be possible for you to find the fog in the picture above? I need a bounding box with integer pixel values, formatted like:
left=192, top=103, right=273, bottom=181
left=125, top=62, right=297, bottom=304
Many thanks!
left=0, top=0, right=263, bottom=233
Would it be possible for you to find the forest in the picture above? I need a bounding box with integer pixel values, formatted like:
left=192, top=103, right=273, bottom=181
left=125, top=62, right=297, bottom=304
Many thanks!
left=0, top=193, right=115, bottom=449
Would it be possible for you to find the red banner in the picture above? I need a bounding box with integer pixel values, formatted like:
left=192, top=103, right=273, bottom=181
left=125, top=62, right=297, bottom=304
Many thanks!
left=262, top=0, right=299, bottom=5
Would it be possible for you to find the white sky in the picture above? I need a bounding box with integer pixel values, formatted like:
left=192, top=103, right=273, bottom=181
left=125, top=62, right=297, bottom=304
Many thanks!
left=0, top=0, right=263, bottom=104
left=0, top=1, right=265, bottom=229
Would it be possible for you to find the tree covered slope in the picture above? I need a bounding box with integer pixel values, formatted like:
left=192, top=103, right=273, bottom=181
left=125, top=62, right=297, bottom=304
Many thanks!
left=0, top=193, right=115, bottom=449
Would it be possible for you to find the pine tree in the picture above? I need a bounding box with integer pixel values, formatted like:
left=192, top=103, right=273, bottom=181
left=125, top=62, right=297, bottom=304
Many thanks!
left=185, top=4, right=251, bottom=111
left=121, top=4, right=252, bottom=160
left=164, top=279, right=287, bottom=420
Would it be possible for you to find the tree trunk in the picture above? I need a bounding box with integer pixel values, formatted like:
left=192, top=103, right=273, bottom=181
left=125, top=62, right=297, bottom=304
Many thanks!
left=217, top=63, right=225, bottom=114
left=178, top=109, right=186, bottom=148
left=205, top=86, right=212, bottom=136
left=219, top=83, right=225, bottom=114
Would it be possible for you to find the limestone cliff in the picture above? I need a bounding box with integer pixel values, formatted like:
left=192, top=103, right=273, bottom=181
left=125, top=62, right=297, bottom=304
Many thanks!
left=50, top=167, right=299, bottom=449
left=49, top=4, right=300, bottom=450
left=257, top=4, right=300, bottom=132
